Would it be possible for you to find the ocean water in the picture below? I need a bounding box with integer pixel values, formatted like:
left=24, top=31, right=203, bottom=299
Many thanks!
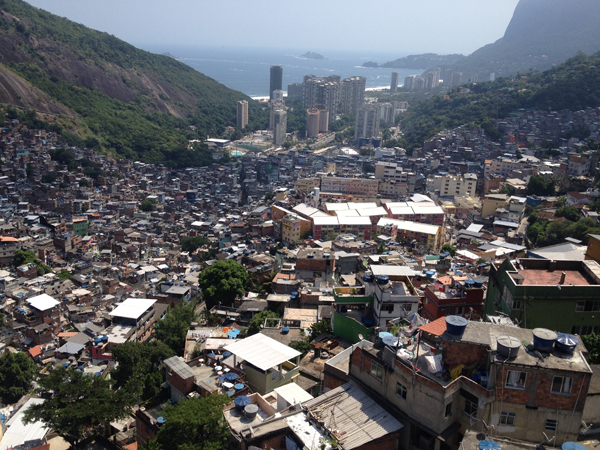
left=141, top=45, right=423, bottom=98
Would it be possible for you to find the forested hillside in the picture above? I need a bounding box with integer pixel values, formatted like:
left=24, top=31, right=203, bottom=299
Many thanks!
left=0, top=0, right=267, bottom=166
left=399, top=52, right=600, bottom=152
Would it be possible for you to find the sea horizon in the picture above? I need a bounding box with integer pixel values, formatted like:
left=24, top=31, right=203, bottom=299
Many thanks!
left=139, top=44, right=423, bottom=97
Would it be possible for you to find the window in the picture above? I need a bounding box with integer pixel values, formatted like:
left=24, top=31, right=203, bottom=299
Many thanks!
left=444, top=402, right=452, bottom=418
left=551, top=376, right=572, bottom=394
left=505, top=371, right=527, bottom=389
left=500, top=412, right=516, bottom=426
left=545, top=419, right=557, bottom=431
left=576, top=301, right=600, bottom=312
left=464, top=399, right=477, bottom=418
left=370, top=360, right=384, bottom=379
left=396, top=382, right=407, bottom=399
left=382, top=303, right=394, bottom=313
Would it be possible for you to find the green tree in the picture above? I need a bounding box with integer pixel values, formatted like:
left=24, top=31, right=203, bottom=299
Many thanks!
left=527, top=212, right=539, bottom=224
left=181, top=235, right=209, bottom=253
left=582, top=333, right=600, bottom=364
left=79, top=178, right=90, bottom=188
left=13, top=249, right=51, bottom=275
left=309, top=318, right=332, bottom=341
left=147, top=395, right=232, bottom=450
left=290, top=339, right=311, bottom=358
left=0, top=352, right=37, bottom=403
left=140, top=198, right=157, bottom=212
left=154, top=302, right=197, bottom=356
left=57, top=269, right=72, bottom=280
left=555, top=205, right=580, bottom=222
left=441, top=243, right=457, bottom=257
left=112, top=341, right=173, bottom=401
left=527, top=175, right=555, bottom=196
left=23, top=367, right=132, bottom=448
left=247, top=311, right=280, bottom=336
left=198, top=260, right=248, bottom=308
left=555, top=197, right=567, bottom=208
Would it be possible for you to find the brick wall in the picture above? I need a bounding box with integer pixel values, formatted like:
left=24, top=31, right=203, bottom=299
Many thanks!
left=443, top=341, right=487, bottom=367
left=167, top=371, right=194, bottom=396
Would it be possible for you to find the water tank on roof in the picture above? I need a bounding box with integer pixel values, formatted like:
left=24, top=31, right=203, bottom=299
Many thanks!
left=465, top=279, right=475, bottom=288
left=307, top=254, right=314, bottom=259
left=425, top=271, right=435, bottom=277
left=363, top=274, right=373, bottom=282
left=157, top=417, right=166, bottom=427
left=376, top=275, right=389, bottom=285
left=282, top=327, right=290, bottom=335
left=555, top=333, right=579, bottom=354
left=497, top=335, right=521, bottom=358
left=532, top=328, right=557, bottom=352
left=445, top=316, right=468, bottom=338
left=474, top=279, right=484, bottom=288
left=244, top=404, right=258, bottom=420
left=323, top=253, right=330, bottom=258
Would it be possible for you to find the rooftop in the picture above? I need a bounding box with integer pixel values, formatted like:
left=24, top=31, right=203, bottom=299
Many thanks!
left=301, top=382, right=403, bottom=450
left=224, top=333, right=301, bottom=371
left=109, top=298, right=157, bottom=320
left=26, top=293, right=59, bottom=311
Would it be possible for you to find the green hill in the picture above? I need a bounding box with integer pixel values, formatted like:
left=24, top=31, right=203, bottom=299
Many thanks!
left=398, top=52, right=600, bottom=151
left=0, top=0, right=266, bottom=166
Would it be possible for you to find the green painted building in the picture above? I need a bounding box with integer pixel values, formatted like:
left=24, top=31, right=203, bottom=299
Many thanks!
left=72, top=219, right=89, bottom=237
left=332, top=286, right=375, bottom=343
left=485, top=258, right=600, bottom=335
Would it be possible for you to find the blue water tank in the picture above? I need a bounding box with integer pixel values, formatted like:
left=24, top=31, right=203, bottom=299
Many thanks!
left=363, top=274, right=373, bottom=282
left=425, top=271, right=435, bottom=277
left=282, top=327, right=290, bottom=334
left=376, top=275, right=389, bottom=285
left=532, top=328, right=557, bottom=352
left=465, top=279, right=475, bottom=288
left=474, top=280, right=484, bottom=288
left=445, top=316, right=468, bottom=338
left=555, top=333, right=579, bottom=354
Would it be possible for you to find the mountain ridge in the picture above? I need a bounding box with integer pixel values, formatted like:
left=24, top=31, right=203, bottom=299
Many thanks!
left=0, top=0, right=266, bottom=166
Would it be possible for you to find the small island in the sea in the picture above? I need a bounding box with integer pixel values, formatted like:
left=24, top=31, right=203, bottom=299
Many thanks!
left=362, top=61, right=379, bottom=68
left=300, top=51, right=325, bottom=60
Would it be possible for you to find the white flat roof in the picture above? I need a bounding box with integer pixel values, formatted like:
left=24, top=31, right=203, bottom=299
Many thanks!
left=26, top=293, right=59, bottom=311
left=224, top=332, right=301, bottom=371
left=0, top=398, right=48, bottom=450
left=370, top=265, right=414, bottom=277
left=274, top=382, right=314, bottom=405
left=109, top=298, right=157, bottom=320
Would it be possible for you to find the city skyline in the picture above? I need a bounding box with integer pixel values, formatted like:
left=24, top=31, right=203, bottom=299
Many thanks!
left=23, top=0, right=520, bottom=55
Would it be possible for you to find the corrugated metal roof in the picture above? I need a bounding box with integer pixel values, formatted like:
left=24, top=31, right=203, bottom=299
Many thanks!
left=224, top=333, right=301, bottom=371
left=164, top=356, right=196, bottom=380
left=370, top=265, right=414, bottom=277
left=1, top=398, right=48, bottom=450
left=302, top=382, right=403, bottom=450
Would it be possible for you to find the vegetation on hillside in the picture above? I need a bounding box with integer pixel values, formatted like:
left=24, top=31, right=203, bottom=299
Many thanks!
left=0, top=0, right=269, bottom=166
left=399, top=52, right=600, bottom=152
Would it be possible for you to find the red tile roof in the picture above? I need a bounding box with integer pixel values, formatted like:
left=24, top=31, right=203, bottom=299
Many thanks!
left=28, top=345, right=43, bottom=357
left=419, top=317, right=447, bottom=336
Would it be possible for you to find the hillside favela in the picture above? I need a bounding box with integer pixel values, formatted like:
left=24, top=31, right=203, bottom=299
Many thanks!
left=2, top=0, right=600, bottom=449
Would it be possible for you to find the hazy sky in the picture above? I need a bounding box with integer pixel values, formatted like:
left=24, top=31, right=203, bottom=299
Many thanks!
left=24, top=0, right=520, bottom=55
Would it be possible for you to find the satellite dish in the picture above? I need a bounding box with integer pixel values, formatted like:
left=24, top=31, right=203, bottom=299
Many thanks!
left=358, top=334, right=364, bottom=341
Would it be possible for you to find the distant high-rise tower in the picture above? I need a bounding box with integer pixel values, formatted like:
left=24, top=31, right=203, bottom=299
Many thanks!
left=355, top=105, right=380, bottom=141
left=302, top=75, right=340, bottom=123
left=287, top=83, right=303, bottom=101
left=340, top=76, right=366, bottom=115
left=272, top=109, right=287, bottom=146
left=390, top=72, right=399, bottom=92
left=236, top=100, right=248, bottom=129
left=306, top=108, right=320, bottom=138
left=270, top=66, right=283, bottom=100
